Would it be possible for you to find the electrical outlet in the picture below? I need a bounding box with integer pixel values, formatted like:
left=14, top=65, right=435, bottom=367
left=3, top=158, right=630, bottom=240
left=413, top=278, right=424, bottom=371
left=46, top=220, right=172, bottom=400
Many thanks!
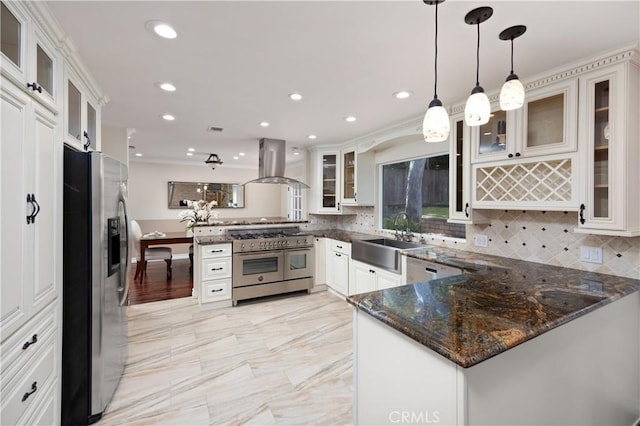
left=474, top=234, right=489, bottom=247
left=580, top=246, right=603, bottom=264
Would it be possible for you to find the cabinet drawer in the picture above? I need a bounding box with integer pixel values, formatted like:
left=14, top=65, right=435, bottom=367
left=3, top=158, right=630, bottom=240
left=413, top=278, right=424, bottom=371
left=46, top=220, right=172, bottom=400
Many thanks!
left=201, top=257, right=232, bottom=280
left=1, top=337, right=56, bottom=426
left=20, top=377, right=56, bottom=426
left=1, top=303, right=56, bottom=379
left=200, top=243, right=232, bottom=259
left=331, top=240, right=350, bottom=255
left=201, top=279, right=232, bottom=303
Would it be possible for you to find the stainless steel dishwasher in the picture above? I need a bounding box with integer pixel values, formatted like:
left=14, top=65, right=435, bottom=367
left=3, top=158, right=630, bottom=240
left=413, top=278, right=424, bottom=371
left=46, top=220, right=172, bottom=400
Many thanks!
left=405, top=257, right=462, bottom=283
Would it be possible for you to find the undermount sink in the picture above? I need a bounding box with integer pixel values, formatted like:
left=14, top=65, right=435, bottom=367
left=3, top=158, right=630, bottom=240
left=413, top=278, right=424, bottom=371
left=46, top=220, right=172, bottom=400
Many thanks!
left=351, top=238, right=425, bottom=273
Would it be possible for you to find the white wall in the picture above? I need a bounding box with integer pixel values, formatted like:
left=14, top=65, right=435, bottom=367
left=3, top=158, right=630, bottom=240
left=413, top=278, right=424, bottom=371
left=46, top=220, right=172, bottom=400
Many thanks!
left=128, top=161, right=283, bottom=221
left=101, top=125, right=129, bottom=167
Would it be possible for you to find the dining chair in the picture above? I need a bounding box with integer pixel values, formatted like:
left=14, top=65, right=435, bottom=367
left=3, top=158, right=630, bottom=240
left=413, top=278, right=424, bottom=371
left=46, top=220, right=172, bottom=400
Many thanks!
left=130, top=220, right=173, bottom=280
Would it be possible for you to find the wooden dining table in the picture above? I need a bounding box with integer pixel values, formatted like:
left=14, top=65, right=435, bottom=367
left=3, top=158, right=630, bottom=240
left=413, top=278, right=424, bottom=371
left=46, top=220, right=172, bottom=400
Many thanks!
left=135, top=232, right=194, bottom=281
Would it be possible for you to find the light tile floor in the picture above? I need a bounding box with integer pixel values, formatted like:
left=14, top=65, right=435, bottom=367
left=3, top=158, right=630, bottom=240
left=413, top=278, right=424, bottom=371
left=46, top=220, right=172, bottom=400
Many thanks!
left=98, top=291, right=354, bottom=425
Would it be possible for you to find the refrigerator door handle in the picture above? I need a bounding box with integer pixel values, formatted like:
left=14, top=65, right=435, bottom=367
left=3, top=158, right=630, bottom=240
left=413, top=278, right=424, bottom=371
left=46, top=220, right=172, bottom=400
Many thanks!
left=118, top=184, right=130, bottom=306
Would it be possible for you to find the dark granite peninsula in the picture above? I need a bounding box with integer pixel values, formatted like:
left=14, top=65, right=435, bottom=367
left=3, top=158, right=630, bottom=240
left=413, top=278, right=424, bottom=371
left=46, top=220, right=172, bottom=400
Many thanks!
left=349, top=249, right=640, bottom=425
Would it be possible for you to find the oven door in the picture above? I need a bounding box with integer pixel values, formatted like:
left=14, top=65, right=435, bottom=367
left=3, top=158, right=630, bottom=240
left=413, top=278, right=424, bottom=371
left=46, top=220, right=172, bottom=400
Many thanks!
left=284, top=247, right=314, bottom=281
left=233, top=250, right=284, bottom=287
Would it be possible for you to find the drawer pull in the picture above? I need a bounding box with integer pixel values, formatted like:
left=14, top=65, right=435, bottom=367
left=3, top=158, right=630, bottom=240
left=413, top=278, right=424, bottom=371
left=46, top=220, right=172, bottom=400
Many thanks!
left=22, top=382, right=38, bottom=402
left=211, top=267, right=224, bottom=271
left=336, top=245, right=343, bottom=249
left=210, top=249, right=224, bottom=253
left=22, top=334, right=38, bottom=350
left=211, top=288, right=224, bottom=293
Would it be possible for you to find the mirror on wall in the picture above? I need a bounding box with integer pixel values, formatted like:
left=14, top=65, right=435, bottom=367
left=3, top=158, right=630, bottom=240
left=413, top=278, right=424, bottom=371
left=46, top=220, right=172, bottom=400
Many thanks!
left=168, top=181, right=245, bottom=209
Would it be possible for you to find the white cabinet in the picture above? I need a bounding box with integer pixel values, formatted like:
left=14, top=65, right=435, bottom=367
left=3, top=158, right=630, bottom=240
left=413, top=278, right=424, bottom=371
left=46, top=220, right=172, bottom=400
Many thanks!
left=313, top=237, right=327, bottom=291
left=1, top=77, right=58, bottom=340
left=196, top=243, right=233, bottom=306
left=471, top=80, right=577, bottom=164
left=448, top=110, right=488, bottom=224
left=575, top=58, right=640, bottom=236
left=0, top=1, right=60, bottom=112
left=327, top=240, right=350, bottom=295
left=1, top=76, right=59, bottom=425
left=63, top=67, right=101, bottom=152
left=351, top=260, right=401, bottom=295
left=341, top=147, right=374, bottom=206
left=310, top=149, right=342, bottom=213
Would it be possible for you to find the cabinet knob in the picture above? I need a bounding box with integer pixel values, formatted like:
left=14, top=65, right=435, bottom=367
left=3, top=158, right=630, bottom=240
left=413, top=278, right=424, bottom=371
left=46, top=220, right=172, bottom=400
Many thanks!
left=515, top=152, right=521, bottom=157
left=508, top=153, right=514, bottom=158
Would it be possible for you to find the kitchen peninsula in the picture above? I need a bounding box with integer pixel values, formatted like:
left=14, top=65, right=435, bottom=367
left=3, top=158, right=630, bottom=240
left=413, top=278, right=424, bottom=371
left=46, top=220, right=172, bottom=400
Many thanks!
left=348, top=249, right=640, bottom=425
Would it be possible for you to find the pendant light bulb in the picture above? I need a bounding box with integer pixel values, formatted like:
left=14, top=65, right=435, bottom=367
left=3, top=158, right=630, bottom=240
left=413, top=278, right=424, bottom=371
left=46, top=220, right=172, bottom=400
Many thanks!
left=463, top=7, right=493, bottom=127
left=499, top=25, right=527, bottom=111
left=465, top=85, right=491, bottom=126
left=422, top=0, right=449, bottom=143
left=423, top=98, right=450, bottom=142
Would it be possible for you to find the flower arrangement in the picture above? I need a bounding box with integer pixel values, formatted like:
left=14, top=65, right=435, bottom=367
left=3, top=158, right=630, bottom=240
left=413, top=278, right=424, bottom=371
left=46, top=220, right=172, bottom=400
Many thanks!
left=178, top=200, right=218, bottom=231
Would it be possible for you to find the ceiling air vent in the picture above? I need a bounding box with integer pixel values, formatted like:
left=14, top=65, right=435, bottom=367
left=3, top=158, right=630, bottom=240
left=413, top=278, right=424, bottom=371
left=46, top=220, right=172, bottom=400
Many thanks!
left=206, top=126, right=224, bottom=132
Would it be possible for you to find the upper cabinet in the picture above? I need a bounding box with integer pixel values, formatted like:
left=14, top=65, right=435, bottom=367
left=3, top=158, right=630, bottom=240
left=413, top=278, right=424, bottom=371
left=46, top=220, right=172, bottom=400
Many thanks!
left=576, top=57, right=640, bottom=236
left=341, top=147, right=374, bottom=206
left=310, top=149, right=342, bottom=214
left=63, top=67, right=101, bottom=151
left=0, top=1, right=60, bottom=112
left=448, top=110, right=487, bottom=224
left=471, top=80, right=577, bottom=164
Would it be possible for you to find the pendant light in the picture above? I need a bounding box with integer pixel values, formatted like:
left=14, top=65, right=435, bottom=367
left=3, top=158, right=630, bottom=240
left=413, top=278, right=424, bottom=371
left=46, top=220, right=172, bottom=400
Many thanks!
left=422, top=0, right=450, bottom=143
left=464, top=7, right=493, bottom=126
left=499, top=25, right=527, bottom=111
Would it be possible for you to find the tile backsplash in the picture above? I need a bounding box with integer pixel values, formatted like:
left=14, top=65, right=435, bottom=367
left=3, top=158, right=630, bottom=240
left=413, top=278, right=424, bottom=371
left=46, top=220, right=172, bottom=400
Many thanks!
left=310, top=208, right=639, bottom=279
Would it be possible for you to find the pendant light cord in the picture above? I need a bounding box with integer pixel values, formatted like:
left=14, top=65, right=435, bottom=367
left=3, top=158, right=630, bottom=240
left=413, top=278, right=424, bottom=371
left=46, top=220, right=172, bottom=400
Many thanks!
left=510, top=38, right=514, bottom=74
left=475, top=21, right=480, bottom=86
left=433, top=1, right=439, bottom=99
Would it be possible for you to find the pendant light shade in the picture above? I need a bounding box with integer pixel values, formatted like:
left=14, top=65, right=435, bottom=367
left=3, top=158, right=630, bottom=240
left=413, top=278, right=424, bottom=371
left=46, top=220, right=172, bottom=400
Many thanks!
left=499, top=25, right=527, bottom=111
left=463, top=7, right=493, bottom=127
left=422, top=0, right=449, bottom=143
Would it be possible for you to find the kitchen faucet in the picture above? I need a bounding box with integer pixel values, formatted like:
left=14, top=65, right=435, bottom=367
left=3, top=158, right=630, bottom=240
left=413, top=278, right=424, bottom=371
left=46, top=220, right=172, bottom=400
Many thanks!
left=393, top=211, right=413, bottom=241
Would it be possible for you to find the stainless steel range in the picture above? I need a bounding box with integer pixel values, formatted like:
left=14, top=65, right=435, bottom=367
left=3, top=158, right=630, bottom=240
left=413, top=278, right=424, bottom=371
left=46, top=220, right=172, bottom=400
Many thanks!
left=228, top=227, right=314, bottom=305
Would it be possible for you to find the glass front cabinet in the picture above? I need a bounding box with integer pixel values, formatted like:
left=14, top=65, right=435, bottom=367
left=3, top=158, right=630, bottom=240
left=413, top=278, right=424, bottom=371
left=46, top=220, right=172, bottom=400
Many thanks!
left=0, top=1, right=59, bottom=111
left=316, top=150, right=341, bottom=213
left=576, top=60, right=640, bottom=236
left=448, top=111, right=487, bottom=224
left=64, top=68, right=100, bottom=151
left=341, top=147, right=374, bottom=206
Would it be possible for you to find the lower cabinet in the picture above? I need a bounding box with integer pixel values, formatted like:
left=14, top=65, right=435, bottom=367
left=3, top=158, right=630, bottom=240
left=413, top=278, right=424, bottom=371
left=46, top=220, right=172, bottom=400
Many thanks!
left=327, top=239, right=350, bottom=296
left=313, top=237, right=327, bottom=291
left=196, top=243, right=232, bottom=307
left=351, top=260, right=402, bottom=295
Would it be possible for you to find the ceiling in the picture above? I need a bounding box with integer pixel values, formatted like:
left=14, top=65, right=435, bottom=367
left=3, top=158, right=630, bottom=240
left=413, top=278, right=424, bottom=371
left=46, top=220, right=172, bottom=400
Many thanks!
left=47, top=1, right=639, bottom=170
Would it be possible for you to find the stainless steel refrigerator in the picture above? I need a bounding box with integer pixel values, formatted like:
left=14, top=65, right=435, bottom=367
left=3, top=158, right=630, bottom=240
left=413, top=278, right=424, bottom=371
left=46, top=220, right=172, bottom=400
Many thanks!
left=62, top=146, right=130, bottom=425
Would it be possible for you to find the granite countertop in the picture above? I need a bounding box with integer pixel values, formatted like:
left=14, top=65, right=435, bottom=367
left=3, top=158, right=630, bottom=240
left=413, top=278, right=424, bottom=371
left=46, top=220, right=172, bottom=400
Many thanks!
left=194, top=235, right=233, bottom=245
left=348, top=247, right=640, bottom=368
left=311, top=229, right=378, bottom=243
left=194, top=217, right=308, bottom=227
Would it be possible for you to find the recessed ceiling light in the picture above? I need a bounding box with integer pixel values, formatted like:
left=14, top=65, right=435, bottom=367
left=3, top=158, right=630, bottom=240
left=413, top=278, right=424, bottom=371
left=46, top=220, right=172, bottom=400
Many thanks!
left=308, top=134, right=317, bottom=140
left=135, top=153, right=143, bottom=157
left=145, top=20, right=177, bottom=39
left=161, top=114, right=175, bottom=121
left=233, top=156, right=239, bottom=160
left=239, top=152, right=245, bottom=156
left=344, top=116, right=357, bottom=122
left=259, top=121, right=270, bottom=127
left=393, top=90, right=412, bottom=99
left=288, top=93, right=303, bottom=101
left=186, top=152, right=193, bottom=156
left=188, top=147, right=195, bottom=152
left=157, top=82, right=176, bottom=92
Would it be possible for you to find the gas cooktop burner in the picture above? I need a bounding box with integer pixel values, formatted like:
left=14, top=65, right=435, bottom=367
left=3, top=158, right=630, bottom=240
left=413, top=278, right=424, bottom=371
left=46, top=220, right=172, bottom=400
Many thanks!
left=228, top=227, right=313, bottom=252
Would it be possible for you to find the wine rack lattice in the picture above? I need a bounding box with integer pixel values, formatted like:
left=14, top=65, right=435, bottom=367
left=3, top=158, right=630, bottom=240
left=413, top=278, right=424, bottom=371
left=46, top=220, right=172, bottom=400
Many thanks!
left=475, top=159, right=572, bottom=203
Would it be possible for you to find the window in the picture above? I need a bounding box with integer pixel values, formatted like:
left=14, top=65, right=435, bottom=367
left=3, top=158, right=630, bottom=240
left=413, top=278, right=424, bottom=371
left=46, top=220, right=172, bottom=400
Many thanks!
left=288, top=186, right=303, bottom=221
left=381, top=154, right=465, bottom=239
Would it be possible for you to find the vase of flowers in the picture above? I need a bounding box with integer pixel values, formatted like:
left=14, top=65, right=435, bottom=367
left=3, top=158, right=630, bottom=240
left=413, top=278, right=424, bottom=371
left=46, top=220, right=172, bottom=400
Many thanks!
left=178, top=200, right=218, bottom=232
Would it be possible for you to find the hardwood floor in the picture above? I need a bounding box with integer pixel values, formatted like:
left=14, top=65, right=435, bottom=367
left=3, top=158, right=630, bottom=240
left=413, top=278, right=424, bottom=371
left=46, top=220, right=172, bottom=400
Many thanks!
left=128, top=258, right=193, bottom=305
left=99, top=291, right=353, bottom=425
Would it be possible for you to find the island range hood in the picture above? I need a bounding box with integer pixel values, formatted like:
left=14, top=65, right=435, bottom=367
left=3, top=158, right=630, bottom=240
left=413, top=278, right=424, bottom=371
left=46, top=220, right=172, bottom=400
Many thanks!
left=244, top=138, right=309, bottom=189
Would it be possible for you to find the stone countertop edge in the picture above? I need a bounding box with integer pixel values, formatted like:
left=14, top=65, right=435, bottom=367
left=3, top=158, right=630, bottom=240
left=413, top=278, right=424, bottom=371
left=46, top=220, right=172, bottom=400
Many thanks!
left=195, top=235, right=233, bottom=245
left=346, top=247, right=640, bottom=368
left=193, top=217, right=308, bottom=227
left=310, top=229, right=379, bottom=243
